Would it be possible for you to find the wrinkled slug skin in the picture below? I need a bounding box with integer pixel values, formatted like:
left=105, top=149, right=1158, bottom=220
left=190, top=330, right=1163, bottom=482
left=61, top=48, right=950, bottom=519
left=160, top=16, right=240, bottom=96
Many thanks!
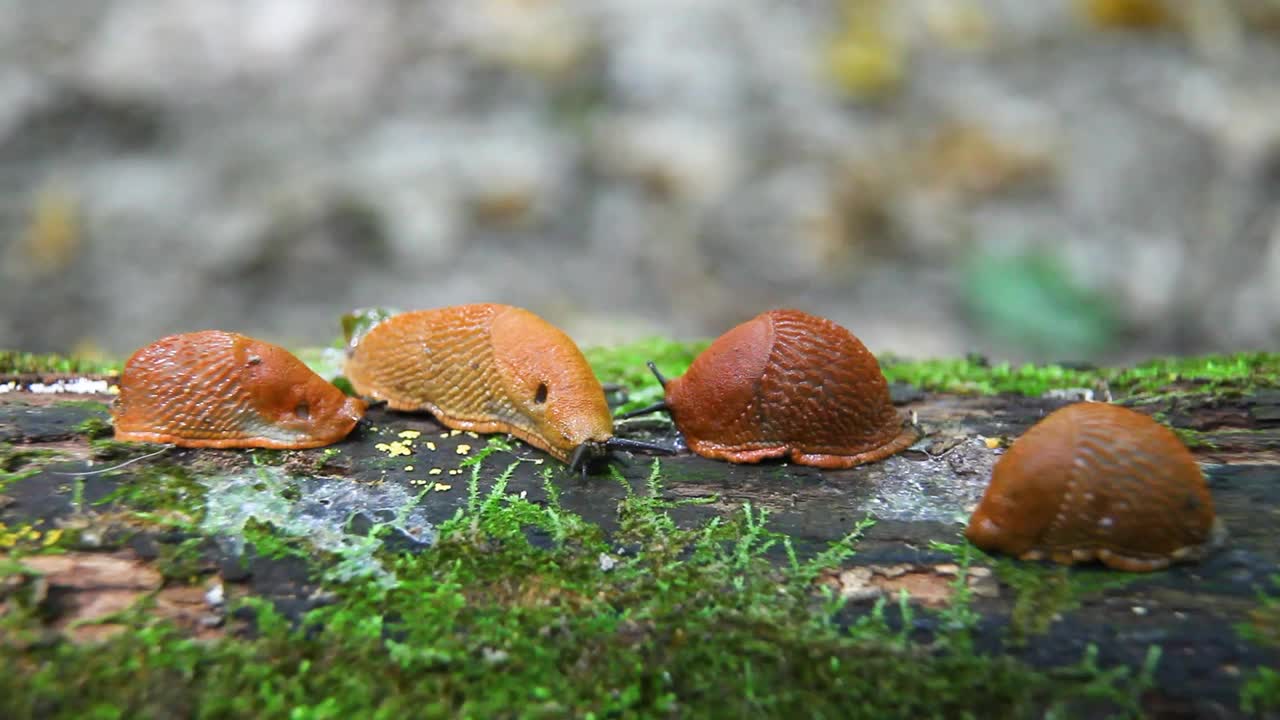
left=966, top=402, right=1217, bottom=572
left=665, top=309, right=916, bottom=468
left=343, top=304, right=613, bottom=463
left=112, top=331, right=366, bottom=449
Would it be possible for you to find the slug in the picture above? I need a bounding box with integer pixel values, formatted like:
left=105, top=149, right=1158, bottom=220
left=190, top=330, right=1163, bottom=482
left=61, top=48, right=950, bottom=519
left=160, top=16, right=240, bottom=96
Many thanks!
left=113, top=330, right=367, bottom=449
left=965, top=402, right=1220, bottom=572
left=343, top=303, right=668, bottom=472
left=623, top=309, right=918, bottom=468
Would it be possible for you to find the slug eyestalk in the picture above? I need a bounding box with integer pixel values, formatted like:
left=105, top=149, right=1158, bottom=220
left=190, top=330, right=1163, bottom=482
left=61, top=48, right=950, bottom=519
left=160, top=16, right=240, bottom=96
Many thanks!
left=614, top=361, right=671, bottom=420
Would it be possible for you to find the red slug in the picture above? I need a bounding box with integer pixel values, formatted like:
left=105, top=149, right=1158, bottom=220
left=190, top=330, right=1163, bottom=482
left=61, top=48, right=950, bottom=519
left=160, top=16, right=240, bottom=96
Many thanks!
left=965, top=402, right=1218, bottom=572
left=113, top=331, right=366, bottom=449
left=624, top=309, right=918, bottom=468
left=343, top=303, right=667, bottom=472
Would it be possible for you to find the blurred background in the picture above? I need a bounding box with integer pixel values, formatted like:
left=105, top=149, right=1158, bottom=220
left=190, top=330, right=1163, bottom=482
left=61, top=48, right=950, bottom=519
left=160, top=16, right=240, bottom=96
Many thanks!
left=2, top=0, right=1279, bottom=363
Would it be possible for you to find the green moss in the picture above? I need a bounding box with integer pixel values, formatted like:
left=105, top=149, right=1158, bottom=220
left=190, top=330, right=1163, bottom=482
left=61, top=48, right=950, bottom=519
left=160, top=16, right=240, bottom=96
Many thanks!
left=94, top=464, right=207, bottom=523
left=1242, top=667, right=1280, bottom=715
left=239, top=516, right=324, bottom=562
left=0, top=443, right=71, bottom=490
left=880, top=352, right=1279, bottom=397
left=1171, top=427, right=1219, bottom=450
left=1238, top=574, right=1280, bottom=648
left=75, top=414, right=114, bottom=441
left=0, top=456, right=1165, bottom=718
left=247, top=448, right=291, bottom=467
left=993, top=561, right=1141, bottom=645
left=88, top=438, right=157, bottom=462
left=155, top=537, right=210, bottom=584
left=0, top=351, right=120, bottom=375
left=583, top=338, right=1278, bottom=402
left=583, top=337, right=708, bottom=414
left=1236, top=574, right=1280, bottom=713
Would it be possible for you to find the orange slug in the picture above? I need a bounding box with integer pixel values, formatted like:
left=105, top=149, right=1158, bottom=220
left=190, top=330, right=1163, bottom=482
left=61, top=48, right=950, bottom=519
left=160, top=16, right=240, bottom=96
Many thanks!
left=343, top=303, right=668, bottom=472
left=623, top=309, right=918, bottom=468
left=965, top=402, right=1219, bottom=572
left=113, top=331, right=366, bottom=449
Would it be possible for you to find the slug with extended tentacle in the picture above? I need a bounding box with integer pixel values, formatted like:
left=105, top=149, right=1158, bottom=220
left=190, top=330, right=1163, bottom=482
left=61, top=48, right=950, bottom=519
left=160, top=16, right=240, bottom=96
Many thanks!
left=622, top=309, right=918, bottom=468
left=343, top=303, right=669, bottom=474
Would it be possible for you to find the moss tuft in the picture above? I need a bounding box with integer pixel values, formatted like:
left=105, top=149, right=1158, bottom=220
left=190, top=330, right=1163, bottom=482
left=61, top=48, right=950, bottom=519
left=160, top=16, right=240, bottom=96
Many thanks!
left=0, top=351, right=120, bottom=375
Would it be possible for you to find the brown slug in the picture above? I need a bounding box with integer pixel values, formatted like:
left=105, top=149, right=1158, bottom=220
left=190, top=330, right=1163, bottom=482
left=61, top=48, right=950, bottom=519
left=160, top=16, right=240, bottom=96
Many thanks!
left=965, top=402, right=1219, bottom=572
left=343, top=303, right=668, bottom=473
left=623, top=309, right=918, bottom=468
left=113, top=331, right=366, bottom=449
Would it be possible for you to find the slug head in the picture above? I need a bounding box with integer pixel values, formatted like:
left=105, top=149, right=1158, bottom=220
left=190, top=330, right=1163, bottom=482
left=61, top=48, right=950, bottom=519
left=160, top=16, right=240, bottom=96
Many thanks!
left=662, top=312, right=774, bottom=442
left=567, top=436, right=675, bottom=480
left=238, top=339, right=367, bottom=445
left=965, top=433, right=1069, bottom=557
left=488, top=307, right=614, bottom=456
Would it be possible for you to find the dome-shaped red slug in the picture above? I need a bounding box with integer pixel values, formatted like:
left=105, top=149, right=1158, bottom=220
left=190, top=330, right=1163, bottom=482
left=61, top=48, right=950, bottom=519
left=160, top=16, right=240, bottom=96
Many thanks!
left=113, top=331, right=366, bottom=449
left=343, top=303, right=666, bottom=470
left=629, top=309, right=917, bottom=468
left=965, top=402, right=1218, bottom=572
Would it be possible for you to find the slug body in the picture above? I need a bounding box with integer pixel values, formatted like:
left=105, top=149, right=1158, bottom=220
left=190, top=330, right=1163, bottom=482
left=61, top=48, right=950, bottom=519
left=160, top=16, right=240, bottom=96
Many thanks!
left=113, top=331, right=366, bottom=449
left=657, top=309, right=916, bottom=468
left=344, top=304, right=615, bottom=464
left=965, top=402, right=1218, bottom=572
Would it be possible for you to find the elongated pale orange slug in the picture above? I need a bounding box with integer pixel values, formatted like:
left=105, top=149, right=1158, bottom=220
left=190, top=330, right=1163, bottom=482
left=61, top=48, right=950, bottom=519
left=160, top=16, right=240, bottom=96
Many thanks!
left=623, top=309, right=917, bottom=468
left=344, top=303, right=668, bottom=472
left=113, top=331, right=366, bottom=449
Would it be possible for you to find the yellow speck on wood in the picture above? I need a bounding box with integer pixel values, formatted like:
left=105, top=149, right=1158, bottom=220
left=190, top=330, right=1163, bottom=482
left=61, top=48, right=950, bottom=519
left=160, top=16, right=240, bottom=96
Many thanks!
left=404, top=465, right=414, bottom=472
left=983, top=437, right=1002, bottom=450
left=433, top=483, right=452, bottom=492
left=375, top=441, right=413, bottom=457
left=426, top=442, right=437, bottom=451
left=457, top=444, right=472, bottom=455
left=449, top=469, right=461, bottom=475
left=398, top=430, right=421, bottom=440
left=449, top=430, right=462, bottom=437
left=465, top=431, right=479, bottom=439
left=428, top=468, right=443, bottom=475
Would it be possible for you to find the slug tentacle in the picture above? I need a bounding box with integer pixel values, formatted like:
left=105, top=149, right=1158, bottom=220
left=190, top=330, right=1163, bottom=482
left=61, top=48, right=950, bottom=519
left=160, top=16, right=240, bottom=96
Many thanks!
left=616, top=401, right=670, bottom=420
left=647, top=361, right=669, bottom=388
left=603, top=437, right=674, bottom=455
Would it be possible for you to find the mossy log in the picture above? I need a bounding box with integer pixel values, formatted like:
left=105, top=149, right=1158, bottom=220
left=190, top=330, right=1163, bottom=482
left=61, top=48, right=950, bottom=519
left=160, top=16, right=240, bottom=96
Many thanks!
left=1, top=363, right=1277, bottom=718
